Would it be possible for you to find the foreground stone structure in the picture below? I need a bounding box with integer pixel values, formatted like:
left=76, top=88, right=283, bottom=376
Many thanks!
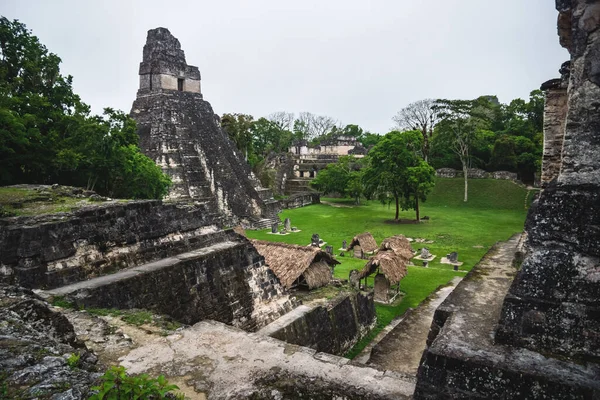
left=414, top=237, right=599, bottom=398
left=0, top=197, right=295, bottom=331
left=415, top=2, right=600, bottom=397
left=44, top=230, right=294, bottom=331
left=495, top=0, right=600, bottom=363
left=130, top=28, right=279, bottom=226
left=0, top=285, right=100, bottom=399
left=259, top=291, right=376, bottom=355
left=0, top=199, right=222, bottom=289
left=120, top=320, right=415, bottom=399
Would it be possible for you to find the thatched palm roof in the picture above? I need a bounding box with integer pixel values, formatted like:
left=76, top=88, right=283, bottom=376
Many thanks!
left=348, top=232, right=378, bottom=253
left=302, top=261, right=334, bottom=289
left=359, top=235, right=412, bottom=284
left=250, top=240, right=339, bottom=289
left=380, top=235, right=414, bottom=259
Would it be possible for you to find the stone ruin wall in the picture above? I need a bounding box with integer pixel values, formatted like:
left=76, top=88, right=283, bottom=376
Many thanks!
left=268, top=292, right=376, bottom=355
left=53, top=233, right=294, bottom=332
left=541, top=80, right=568, bottom=187
left=414, top=1, right=600, bottom=398
left=495, top=0, right=600, bottom=361
left=0, top=199, right=295, bottom=331
left=0, top=200, right=223, bottom=289
left=435, top=167, right=518, bottom=181
left=279, top=192, right=321, bottom=209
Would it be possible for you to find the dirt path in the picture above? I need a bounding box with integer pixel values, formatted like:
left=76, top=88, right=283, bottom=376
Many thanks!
left=320, top=200, right=357, bottom=208
left=362, top=276, right=463, bottom=374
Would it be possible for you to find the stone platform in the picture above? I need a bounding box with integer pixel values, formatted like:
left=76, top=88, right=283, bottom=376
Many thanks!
left=42, top=231, right=295, bottom=332
left=120, top=320, right=416, bottom=399
left=414, top=235, right=600, bottom=399
left=258, top=292, right=376, bottom=355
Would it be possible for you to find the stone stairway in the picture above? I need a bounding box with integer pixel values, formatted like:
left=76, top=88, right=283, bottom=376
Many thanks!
left=247, top=215, right=281, bottom=230
left=285, top=178, right=313, bottom=195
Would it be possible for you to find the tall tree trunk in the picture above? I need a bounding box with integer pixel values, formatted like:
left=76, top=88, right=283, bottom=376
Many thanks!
left=415, top=194, right=420, bottom=221
left=395, top=194, right=400, bottom=221
left=422, top=127, right=429, bottom=162
left=462, top=161, right=468, bottom=202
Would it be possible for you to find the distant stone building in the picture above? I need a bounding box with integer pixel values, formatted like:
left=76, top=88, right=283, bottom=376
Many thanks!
left=130, top=28, right=279, bottom=227
left=289, top=135, right=366, bottom=160
left=282, top=135, right=367, bottom=194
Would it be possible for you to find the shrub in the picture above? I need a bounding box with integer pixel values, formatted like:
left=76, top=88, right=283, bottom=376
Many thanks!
left=89, top=366, right=181, bottom=400
left=66, top=353, right=80, bottom=369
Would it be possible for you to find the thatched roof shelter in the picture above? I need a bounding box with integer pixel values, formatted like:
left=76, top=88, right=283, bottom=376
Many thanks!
left=359, top=235, right=412, bottom=284
left=348, top=232, right=378, bottom=253
left=380, top=235, right=414, bottom=260
left=359, top=252, right=408, bottom=284
left=251, top=240, right=340, bottom=289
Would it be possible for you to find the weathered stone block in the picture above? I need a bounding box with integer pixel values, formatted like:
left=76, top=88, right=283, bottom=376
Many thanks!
left=268, top=292, right=375, bottom=355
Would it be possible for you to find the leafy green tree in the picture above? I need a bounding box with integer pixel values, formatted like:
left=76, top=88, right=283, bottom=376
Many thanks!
left=489, top=135, right=518, bottom=171
left=341, top=124, right=364, bottom=137
left=251, top=117, right=292, bottom=155
left=0, top=17, right=170, bottom=199
left=221, top=113, right=254, bottom=161
left=292, top=119, right=310, bottom=141
left=404, top=160, right=436, bottom=221
left=346, top=169, right=365, bottom=205
left=310, top=156, right=364, bottom=203
left=433, top=98, right=491, bottom=202
left=362, top=130, right=434, bottom=221
left=357, top=131, right=382, bottom=148
left=392, top=99, right=440, bottom=162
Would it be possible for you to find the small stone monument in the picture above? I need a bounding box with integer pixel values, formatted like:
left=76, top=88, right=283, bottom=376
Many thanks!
left=326, top=245, right=333, bottom=255
left=271, top=222, right=278, bottom=234
left=342, top=240, right=347, bottom=249
left=284, top=218, right=291, bottom=231
left=311, top=233, right=320, bottom=247
left=447, top=252, right=458, bottom=263
left=374, top=274, right=391, bottom=303
left=453, top=264, right=459, bottom=271
left=349, top=270, right=360, bottom=289
left=420, top=247, right=431, bottom=259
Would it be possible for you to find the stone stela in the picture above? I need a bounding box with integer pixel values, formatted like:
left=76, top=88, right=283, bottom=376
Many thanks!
left=311, top=233, right=320, bottom=247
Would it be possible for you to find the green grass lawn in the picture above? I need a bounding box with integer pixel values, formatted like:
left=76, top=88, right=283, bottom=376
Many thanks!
left=248, top=178, right=531, bottom=357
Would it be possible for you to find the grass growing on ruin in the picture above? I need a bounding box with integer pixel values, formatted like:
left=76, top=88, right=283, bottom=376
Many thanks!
left=0, top=187, right=87, bottom=217
left=246, top=178, right=531, bottom=358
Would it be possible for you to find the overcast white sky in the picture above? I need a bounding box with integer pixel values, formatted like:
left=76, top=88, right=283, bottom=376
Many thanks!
left=3, top=0, right=566, bottom=133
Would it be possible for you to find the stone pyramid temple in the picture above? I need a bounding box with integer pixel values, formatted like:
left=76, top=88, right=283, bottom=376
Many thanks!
left=130, top=28, right=279, bottom=228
